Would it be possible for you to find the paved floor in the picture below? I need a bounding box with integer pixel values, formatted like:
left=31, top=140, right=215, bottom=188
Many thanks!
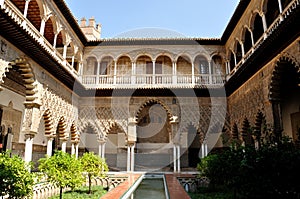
left=100, top=173, right=192, bottom=199
left=101, top=173, right=142, bottom=199
left=165, top=174, right=192, bottom=199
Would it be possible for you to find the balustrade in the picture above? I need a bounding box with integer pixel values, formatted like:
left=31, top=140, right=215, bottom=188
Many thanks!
left=228, top=0, right=299, bottom=78
left=82, top=73, right=224, bottom=88
left=0, top=0, right=79, bottom=79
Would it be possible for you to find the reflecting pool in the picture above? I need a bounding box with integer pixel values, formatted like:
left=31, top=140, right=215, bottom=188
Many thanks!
left=122, top=174, right=169, bottom=199
left=133, top=178, right=166, bottom=199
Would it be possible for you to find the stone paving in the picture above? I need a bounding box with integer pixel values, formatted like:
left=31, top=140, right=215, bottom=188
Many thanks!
left=101, top=173, right=142, bottom=199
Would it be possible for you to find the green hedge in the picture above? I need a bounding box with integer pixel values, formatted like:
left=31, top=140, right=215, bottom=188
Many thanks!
left=198, top=140, right=300, bottom=198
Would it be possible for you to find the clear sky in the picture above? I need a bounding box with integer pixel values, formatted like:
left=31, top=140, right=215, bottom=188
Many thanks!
left=64, top=0, right=240, bottom=39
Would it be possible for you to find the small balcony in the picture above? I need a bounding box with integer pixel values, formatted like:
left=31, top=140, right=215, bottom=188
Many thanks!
left=81, top=73, right=225, bottom=89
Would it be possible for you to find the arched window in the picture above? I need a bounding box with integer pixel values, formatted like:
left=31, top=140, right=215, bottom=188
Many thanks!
left=44, top=17, right=55, bottom=44
left=243, top=28, right=252, bottom=54
left=211, top=55, right=225, bottom=75
left=85, top=57, right=98, bottom=75
left=230, top=51, right=235, bottom=71
left=235, top=42, right=243, bottom=64
left=195, top=56, right=209, bottom=74
left=100, top=56, right=114, bottom=75
left=265, top=0, right=280, bottom=28
left=252, top=14, right=264, bottom=44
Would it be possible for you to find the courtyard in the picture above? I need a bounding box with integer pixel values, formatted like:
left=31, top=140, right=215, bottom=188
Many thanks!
left=0, top=0, right=300, bottom=198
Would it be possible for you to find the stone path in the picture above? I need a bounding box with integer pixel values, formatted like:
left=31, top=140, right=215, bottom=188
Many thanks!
left=101, top=173, right=141, bottom=199
left=165, top=174, right=192, bottom=199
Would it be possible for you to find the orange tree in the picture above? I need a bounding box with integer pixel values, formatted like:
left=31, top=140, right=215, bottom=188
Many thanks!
left=39, top=151, right=84, bottom=199
left=80, top=152, right=108, bottom=194
left=0, top=151, right=33, bottom=198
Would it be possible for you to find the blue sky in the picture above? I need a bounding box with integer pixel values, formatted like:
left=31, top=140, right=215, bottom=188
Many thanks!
left=64, top=0, right=239, bottom=38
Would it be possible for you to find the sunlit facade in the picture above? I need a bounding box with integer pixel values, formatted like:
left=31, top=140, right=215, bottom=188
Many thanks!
left=0, top=0, right=299, bottom=172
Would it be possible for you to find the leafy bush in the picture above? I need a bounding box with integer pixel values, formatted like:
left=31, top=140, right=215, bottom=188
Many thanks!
left=0, top=151, right=34, bottom=198
left=198, top=139, right=300, bottom=198
left=39, top=151, right=84, bottom=199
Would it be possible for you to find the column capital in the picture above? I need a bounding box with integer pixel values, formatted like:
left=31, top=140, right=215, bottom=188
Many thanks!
left=170, top=115, right=179, bottom=124
left=127, top=141, right=136, bottom=146
left=46, top=136, right=54, bottom=141
left=71, top=139, right=80, bottom=145
left=128, top=117, right=137, bottom=125
left=24, top=134, right=35, bottom=140
left=98, top=137, right=106, bottom=144
left=23, top=101, right=41, bottom=109
left=60, top=137, right=69, bottom=142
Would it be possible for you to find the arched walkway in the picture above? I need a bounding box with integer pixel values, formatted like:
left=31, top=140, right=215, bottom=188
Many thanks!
left=269, top=57, right=300, bottom=140
left=135, top=100, right=173, bottom=171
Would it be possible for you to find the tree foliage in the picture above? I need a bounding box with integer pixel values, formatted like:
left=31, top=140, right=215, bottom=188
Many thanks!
left=80, top=152, right=108, bottom=194
left=198, top=138, right=300, bottom=198
left=0, top=151, right=34, bottom=198
left=39, top=151, right=84, bottom=199
left=241, top=117, right=254, bottom=146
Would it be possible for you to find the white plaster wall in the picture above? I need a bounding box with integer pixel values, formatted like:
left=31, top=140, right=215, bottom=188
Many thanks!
left=106, top=134, right=118, bottom=153
left=34, top=117, right=46, bottom=145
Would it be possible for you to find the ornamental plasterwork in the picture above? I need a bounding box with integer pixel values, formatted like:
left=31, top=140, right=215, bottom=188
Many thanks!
left=40, top=87, right=76, bottom=132
left=179, top=103, right=201, bottom=132
left=79, top=105, right=129, bottom=136
left=0, top=58, right=10, bottom=83
left=0, top=38, right=20, bottom=83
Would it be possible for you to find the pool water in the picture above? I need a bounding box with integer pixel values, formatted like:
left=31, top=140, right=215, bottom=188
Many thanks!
left=133, top=178, right=167, bottom=199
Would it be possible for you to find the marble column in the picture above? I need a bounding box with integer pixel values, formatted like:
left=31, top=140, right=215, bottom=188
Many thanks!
left=53, top=33, right=58, bottom=48
left=130, top=144, right=135, bottom=172
left=61, top=140, right=67, bottom=152
left=98, top=137, right=106, bottom=159
left=24, top=134, right=34, bottom=163
left=75, top=143, right=79, bottom=159
left=173, top=145, right=177, bottom=172
left=113, top=61, right=117, bottom=84
left=63, top=44, right=68, bottom=59
left=262, top=14, right=268, bottom=39
left=192, top=63, right=195, bottom=84
left=127, top=143, right=135, bottom=172
left=177, top=145, right=181, bottom=173
left=101, top=142, right=106, bottom=159
left=131, top=62, right=136, bottom=84
left=171, top=116, right=179, bottom=173
left=23, top=0, right=31, bottom=18
left=39, top=18, right=46, bottom=36
left=152, top=60, right=155, bottom=84
left=208, top=61, right=212, bottom=84
left=71, top=143, right=76, bottom=156
left=127, top=145, right=131, bottom=172
left=172, top=62, right=177, bottom=84
left=46, top=137, right=54, bottom=157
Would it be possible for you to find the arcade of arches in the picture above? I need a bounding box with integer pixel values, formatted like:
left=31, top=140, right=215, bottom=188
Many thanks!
left=0, top=0, right=299, bottom=173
